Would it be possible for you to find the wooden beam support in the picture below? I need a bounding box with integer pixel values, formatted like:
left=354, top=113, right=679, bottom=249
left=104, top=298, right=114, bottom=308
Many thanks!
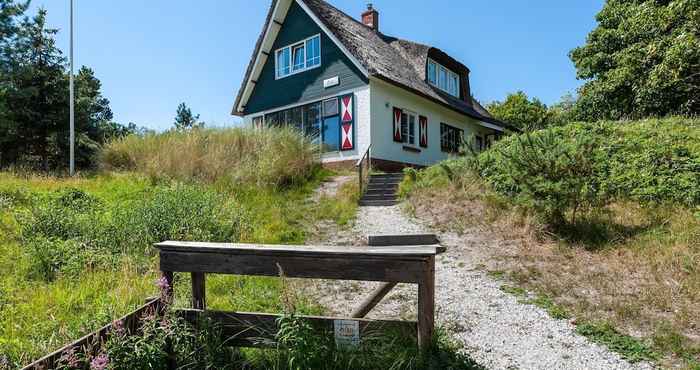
left=191, top=272, right=206, bottom=310
left=176, top=309, right=416, bottom=348
left=273, top=19, right=283, bottom=27
left=351, top=282, right=397, bottom=318
left=417, top=257, right=435, bottom=350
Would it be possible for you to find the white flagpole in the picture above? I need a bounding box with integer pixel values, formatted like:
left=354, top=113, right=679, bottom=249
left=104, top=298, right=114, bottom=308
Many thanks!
left=69, top=0, right=75, bottom=176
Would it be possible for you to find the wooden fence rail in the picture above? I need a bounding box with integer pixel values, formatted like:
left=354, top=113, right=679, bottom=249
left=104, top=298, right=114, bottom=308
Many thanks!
left=21, top=298, right=162, bottom=370
left=154, top=240, right=439, bottom=349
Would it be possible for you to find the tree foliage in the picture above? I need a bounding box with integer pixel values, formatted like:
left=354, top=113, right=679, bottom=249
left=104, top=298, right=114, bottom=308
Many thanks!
left=174, top=102, right=201, bottom=130
left=570, top=0, right=700, bottom=121
left=486, top=91, right=551, bottom=131
left=0, top=3, right=135, bottom=170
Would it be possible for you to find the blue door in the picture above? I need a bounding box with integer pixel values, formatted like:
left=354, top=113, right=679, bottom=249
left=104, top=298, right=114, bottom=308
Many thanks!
left=322, top=116, right=340, bottom=152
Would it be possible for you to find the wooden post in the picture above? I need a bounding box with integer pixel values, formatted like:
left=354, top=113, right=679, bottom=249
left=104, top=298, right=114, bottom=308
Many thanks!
left=417, top=257, right=435, bottom=350
left=351, top=282, right=397, bottom=318
left=191, top=272, right=206, bottom=310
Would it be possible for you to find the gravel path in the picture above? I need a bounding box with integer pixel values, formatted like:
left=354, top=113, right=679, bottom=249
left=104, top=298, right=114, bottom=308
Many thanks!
left=309, top=204, right=654, bottom=370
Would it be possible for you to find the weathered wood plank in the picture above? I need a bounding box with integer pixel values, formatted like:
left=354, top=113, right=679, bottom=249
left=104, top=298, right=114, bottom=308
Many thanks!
left=417, top=257, right=435, bottom=349
left=176, top=309, right=416, bottom=348
left=368, top=234, right=440, bottom=247
left=350, top=282, right=398, bottom=318
left=159, top=251, right=429, bottom=283
left=191, top=272, right=206, bottom=310
left=21, top=298, right=162, bottom=370
left=154, top=241, right=439, bottom=257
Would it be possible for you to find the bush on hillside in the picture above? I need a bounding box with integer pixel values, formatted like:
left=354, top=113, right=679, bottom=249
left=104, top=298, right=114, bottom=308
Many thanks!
left=101, top=127, right=320, bottom=187
left=471, top=118, right=700, bottom=224
left=20, top=186, right=247, bottom=281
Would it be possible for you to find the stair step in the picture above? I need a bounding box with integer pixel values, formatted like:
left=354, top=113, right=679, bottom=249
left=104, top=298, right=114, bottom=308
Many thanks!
left=360, top=194, right=398, bottom=201
left=364, top=190, right=397, bottom=197
left=359, top=200, right=399, bottom=207
left=368, top=179, right=402, bottom=186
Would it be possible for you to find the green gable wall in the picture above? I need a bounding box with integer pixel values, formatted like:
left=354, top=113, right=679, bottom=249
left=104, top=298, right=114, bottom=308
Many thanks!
left=244, top=2, right=368, bottom=115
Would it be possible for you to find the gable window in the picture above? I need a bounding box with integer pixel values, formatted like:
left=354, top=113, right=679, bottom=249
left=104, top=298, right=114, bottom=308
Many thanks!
left=440, top=123, right=464, bottom=153
left=275, top=34, right=321, bottom=79
left=427, top=59, right=460, bottom=98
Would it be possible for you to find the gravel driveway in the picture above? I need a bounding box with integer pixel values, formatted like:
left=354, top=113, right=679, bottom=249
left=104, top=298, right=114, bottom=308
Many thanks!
left=308, top=204, right=654, bottom=370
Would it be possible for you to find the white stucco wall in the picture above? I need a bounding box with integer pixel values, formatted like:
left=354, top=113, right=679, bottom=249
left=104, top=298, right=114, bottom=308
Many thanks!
left=369, top=78, right=498, bottom=167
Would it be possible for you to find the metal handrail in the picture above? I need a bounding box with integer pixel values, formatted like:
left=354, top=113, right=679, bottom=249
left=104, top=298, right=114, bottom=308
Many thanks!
left=356, top=145, right=372, bottom=196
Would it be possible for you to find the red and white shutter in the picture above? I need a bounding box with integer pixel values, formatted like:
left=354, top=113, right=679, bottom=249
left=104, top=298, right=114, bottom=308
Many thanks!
left=419, top=116, right=428, bottom=147
left=341, top=95, right=353, bottom=123
left=393, top=107, right=402, bottom=142
left=340, top=95, right=354, bottom=150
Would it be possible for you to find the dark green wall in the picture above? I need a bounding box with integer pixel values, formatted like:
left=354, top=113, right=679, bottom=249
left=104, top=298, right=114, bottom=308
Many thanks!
left=244, top=2, right=368, bottom=115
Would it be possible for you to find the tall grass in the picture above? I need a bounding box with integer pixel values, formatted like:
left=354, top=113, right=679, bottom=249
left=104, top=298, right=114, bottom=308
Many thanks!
left=101, top=127, right=320, bottom=187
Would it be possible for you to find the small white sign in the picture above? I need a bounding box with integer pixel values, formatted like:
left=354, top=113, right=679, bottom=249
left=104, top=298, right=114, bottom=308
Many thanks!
left=334, top=319, right=360, bottom=348
left=324, top=76, right=340, bottom=88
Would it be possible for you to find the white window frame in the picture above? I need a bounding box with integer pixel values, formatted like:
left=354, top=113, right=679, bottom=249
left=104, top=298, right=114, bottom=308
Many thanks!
left=427, top=58, right=460, bottom=98
left=275, top=34, right=322, bottom=80
left=401, top=109, right=418, bottom=147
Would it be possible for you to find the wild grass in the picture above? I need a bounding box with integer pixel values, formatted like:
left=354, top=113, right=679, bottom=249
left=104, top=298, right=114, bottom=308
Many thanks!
left=0, top=167, right=345, bottom=367
left=400, top=117, right=700, bottom=368
left=100, top=127, right=319, bottom=187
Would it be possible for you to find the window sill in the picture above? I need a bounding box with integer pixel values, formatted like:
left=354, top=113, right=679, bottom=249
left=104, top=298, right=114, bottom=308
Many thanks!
left=403, top=146, right=421, bottom=153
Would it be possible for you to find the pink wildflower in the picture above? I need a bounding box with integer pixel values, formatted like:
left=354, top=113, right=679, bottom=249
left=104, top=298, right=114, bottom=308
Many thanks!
left=155, top=276, right=170, bottom=290
left=90, top=353, right=109, bottom=370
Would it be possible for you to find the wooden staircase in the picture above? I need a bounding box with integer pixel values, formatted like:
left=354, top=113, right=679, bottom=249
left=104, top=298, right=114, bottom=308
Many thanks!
left=359, top=173, right=404, bottom=206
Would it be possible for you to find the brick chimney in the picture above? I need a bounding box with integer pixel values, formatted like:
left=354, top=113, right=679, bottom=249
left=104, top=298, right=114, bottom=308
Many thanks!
left=362, top=3, right=379, bottom=32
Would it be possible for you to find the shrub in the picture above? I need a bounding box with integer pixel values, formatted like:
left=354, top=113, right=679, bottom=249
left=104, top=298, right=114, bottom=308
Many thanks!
left=20, top=185, right=246, bottom=280
left=473, top=118, right=700, bottom=224
left=101, top=127, right=320, bottom=187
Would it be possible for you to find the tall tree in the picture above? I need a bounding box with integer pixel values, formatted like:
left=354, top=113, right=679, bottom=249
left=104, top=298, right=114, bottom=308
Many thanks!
left=570, top=0, right=700, bottom=121
left=1, top=8, right=67, bottom=169
left=486, top=91, right=551, bottom=131
left=174, top=102, right=201, bottom=130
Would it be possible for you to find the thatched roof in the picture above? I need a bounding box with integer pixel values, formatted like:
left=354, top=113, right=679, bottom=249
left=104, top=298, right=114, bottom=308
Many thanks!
left=234, top=0, right=508, bottom=129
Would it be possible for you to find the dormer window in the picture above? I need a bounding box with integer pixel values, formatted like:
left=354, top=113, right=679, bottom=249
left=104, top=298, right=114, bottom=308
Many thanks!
left=427, top=59, right=459, bottom=97
left=276, top=34, right=322, bottom=79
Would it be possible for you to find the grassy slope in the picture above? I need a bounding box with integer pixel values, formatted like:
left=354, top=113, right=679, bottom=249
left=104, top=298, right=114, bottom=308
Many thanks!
left=0, top=170, right=352, bottom=367
left=401, top=118, right=700, bottom=369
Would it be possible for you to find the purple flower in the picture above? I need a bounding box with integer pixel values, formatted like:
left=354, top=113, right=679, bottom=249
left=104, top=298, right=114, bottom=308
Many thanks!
left=155, top=276, right=170, bottom=290
left=90, top=353, right=109, bottom=370
left=111, top=319, right=125, bottom=336
left=59, top=347, right=80, bottom=368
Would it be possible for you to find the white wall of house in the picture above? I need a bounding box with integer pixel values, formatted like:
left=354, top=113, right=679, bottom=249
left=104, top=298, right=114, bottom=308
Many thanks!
left=369, top=78, right=499, bottom=167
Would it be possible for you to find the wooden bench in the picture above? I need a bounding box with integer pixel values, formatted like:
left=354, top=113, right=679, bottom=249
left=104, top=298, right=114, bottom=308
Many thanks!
left=154, top=241, right=439, bottom=349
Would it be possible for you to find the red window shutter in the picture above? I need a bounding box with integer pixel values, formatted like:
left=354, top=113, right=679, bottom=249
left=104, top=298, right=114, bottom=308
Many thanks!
left=419, top=116, right=428, bottom=147
left=393, top=107, right=402, bottom=142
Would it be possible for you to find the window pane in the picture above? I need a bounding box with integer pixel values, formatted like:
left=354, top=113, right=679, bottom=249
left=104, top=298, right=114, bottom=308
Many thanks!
left=276, top=48, right=290, bottom=77
left=288, top=106, right=303, bottom=131
left=408, top=114, right=416, bottom=144
left=439, top=67, right=447, bottom=90
left=292, top=44, right=305, bottom=71
left=401, top=113, right=408, bottom=144
left=323, top=98, right=338, bottom=117
left=427, top=61, right=437, bottom=84
left=306, top=36, right=320, bottom=67
left=304, top=103, right=321, bottom=145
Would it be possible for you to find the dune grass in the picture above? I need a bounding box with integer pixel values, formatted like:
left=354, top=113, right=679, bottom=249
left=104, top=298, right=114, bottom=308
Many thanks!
left=100, top=127, right=319, bottom=188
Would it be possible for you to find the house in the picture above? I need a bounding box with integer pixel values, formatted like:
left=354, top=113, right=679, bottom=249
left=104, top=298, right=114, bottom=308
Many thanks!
left=232, top=0, right=509, bottom=171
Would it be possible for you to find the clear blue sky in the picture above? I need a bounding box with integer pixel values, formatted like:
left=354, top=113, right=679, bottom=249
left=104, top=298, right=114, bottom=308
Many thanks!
left=30, top=0, right=603, bottom=131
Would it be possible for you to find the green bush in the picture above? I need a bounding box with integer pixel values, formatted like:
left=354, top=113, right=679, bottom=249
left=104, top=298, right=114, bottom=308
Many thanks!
left=473, top=118, right=700, bottom=224
left=20, top=186, right=246, bottom=280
